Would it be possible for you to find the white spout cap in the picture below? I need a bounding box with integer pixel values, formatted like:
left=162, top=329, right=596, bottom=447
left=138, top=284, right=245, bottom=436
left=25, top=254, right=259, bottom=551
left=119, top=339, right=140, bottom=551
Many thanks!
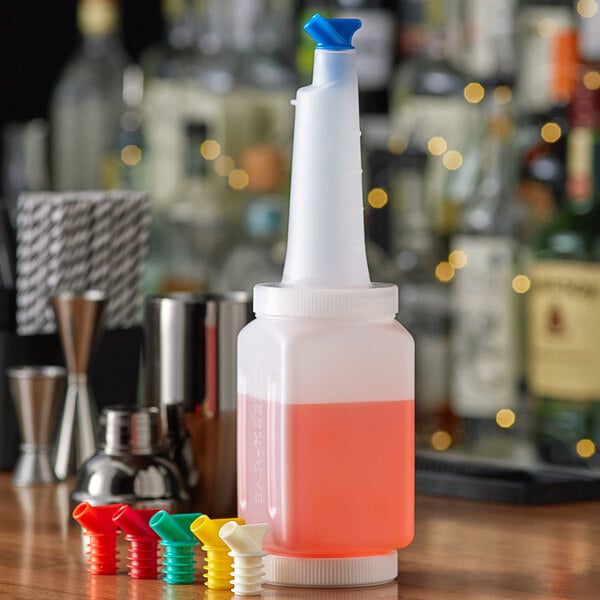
left=253, top=15, right=398, bottom=318
left=219, top=522, right=269, bottom=556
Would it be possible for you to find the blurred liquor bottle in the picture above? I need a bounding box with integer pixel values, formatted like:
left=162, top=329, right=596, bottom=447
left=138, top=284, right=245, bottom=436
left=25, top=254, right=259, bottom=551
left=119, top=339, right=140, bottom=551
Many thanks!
left=449, top=91, right=525, bottom=454
left=142, top=0, right=238, bottom=208
left=0, top=201, right=16, bottom=332
left=50, top=0, right=128, bottom=191
left=227, top=0, right=296, bottom=211
left=390, top=0, right=473, bottom=236
left=515, top=0, right=579, bottom=233
left=140, top=0, right=199, bottom=81
left=296, top=0, right=395, bottom=115
left=389, top=147, right=454, bottom=449
left=156, top=122, right=228, bottom=293
left=527, top=58, right=600, bottom=466
left=142, top=0, right=295, bottom=226
left=2, top=119, right=49, bottom=225
left=335, top=0, right=396, bottom=115
left=141, top=0, right=295, bottom=293
left=105, top=64, right=146, bottom=190
left=216, top=145, right=286, bottom=294
left=446, top=0, right=517, bottom=87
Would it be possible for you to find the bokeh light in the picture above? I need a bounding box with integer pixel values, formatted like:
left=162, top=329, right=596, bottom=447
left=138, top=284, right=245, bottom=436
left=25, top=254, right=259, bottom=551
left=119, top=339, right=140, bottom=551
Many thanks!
left=512, top=275, right=531, bottom=294
left=576, top=439, right=596, bottom=458
left=428, top=136, right=448, bottom=156
left=213, top=155, right=235, bottom=176
left=435, top=261, right=455, bottom=283
left=229, top=169, right=249, bottom=190
left=387, top=132, right=408, bottom=155
left=496, top=408, right=516, bottom=429
left=577, top=0, right=598, bottom=18
left=583, top=70, right=600, bottom=90
left=442, top=150, right=463, bottom=171
left=200, top=139, right=221, bottom=160
left=121, top=145, right=142, bottom=166
left=464, top=82, right=485, bottom=104
left=493, top=86, right=513, bottom=105
left=449, top=250, right=468, bottom=269
left=541, top=122, right=562, bottom=143
left=431, top=431, right=452, bottom=451
left=368, top=188, right=389, bottom=209
left=537, top=17, right=558, bottom=39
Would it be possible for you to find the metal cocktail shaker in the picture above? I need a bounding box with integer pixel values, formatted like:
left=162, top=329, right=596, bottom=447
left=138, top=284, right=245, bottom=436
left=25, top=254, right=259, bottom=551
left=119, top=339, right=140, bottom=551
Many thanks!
left=71, top=406, right=189, bottom=511
left=144, top=292, right=251, bottom=516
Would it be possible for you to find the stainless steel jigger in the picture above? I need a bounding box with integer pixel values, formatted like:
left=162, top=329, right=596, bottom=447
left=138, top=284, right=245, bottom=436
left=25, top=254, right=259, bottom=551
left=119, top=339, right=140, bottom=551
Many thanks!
left=51, top=290, right=107, bottom=480
left=7, top=366, right=67, bottom=486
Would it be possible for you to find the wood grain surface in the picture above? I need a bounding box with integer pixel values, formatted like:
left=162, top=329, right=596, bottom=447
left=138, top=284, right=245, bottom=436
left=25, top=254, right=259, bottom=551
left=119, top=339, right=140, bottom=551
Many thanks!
left=0, top=472, right=598, bottom=599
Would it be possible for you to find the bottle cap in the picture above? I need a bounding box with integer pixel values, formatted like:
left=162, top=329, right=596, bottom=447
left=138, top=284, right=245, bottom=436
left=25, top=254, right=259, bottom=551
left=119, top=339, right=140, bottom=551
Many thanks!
left=101, top=406, right=159, bottom=455
left=264, top=551, right=398, bottom=587
left=78, top=0, right=119, bottom=36
left=303, top=14, right=361, bottom=50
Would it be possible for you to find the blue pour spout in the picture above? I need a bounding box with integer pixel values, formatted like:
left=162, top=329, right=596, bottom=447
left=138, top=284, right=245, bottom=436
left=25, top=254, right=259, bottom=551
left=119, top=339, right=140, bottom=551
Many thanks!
left=303, top=14, right=362, bottom=50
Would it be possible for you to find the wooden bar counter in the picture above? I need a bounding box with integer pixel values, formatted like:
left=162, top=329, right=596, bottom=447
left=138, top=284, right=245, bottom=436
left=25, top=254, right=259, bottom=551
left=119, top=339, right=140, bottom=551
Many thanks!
left=0, top=472, right=598, bottom=599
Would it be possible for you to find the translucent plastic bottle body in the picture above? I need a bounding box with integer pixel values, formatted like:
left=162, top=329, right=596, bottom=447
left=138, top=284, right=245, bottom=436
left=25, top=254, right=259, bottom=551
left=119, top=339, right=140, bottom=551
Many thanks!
left=237, top=314, right=414, bottom=559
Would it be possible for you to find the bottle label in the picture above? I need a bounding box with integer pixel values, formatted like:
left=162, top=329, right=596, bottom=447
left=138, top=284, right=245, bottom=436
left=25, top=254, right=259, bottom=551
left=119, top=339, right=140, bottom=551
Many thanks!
left=451, top=235, right=518, bottom=417
left=566, top=127, right=594, bottom=203
left=516, top=7, right=576, bottom=112
left=528, top=261, right=600, bottom=401
left=458, top=0, right=516, bottom=81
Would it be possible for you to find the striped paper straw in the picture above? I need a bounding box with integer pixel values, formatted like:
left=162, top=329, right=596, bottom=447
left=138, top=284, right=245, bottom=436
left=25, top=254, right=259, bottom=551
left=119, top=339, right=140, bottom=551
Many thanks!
left=15, top=191, right=150, bottom=334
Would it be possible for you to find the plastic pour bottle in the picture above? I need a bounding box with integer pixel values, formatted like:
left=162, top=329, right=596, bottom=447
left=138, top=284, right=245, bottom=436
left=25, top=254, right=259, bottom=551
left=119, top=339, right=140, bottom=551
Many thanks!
left=237, top=14, right=414, bottom=588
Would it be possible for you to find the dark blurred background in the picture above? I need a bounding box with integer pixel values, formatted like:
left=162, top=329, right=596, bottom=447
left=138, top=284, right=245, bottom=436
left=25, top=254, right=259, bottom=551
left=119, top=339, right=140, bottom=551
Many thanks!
left=0, top=1, right=163, bottom=125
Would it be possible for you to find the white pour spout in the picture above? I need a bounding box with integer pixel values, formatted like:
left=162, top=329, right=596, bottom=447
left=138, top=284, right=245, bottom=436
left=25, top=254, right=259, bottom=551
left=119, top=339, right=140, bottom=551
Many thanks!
left=281, top=15, right=370, bottom=288
left=253, top=15, right=398, bottom=318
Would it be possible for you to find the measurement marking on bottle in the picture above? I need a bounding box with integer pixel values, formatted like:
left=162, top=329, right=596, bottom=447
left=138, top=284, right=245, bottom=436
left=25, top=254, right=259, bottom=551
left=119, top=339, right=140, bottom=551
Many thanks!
left=253, top=398, right=264, bottom=504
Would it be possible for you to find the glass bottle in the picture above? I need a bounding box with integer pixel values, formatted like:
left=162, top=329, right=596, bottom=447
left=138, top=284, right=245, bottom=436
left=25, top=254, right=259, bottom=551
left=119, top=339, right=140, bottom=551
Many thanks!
left=390, top=0, right=473, bottom=235
left=334, top=0, right=396, bottom=116
left=140, top=0, right=199, bottom=81
left=389, top=147, right=453, bottom=448
left=50, top=0, right=128, bottom=191
left=160, top=122, right=228, bottom=293
left=515, top=0, right=579, bottom=231
left=142, top=0, right=295, bottom=228
left=528, top=63, right=600, bottom=466
left=216, top=145, right=286, bottom=294
left=106, top=64, right=146, bottom=190
left=449, top=91, right=524, bottom=454
left=448, top=0, right=517, bottom=87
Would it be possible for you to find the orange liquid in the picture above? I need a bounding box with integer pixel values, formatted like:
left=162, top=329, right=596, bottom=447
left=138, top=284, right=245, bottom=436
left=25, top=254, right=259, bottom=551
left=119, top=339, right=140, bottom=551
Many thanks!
left=238, top=397, right=414, bottom=558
